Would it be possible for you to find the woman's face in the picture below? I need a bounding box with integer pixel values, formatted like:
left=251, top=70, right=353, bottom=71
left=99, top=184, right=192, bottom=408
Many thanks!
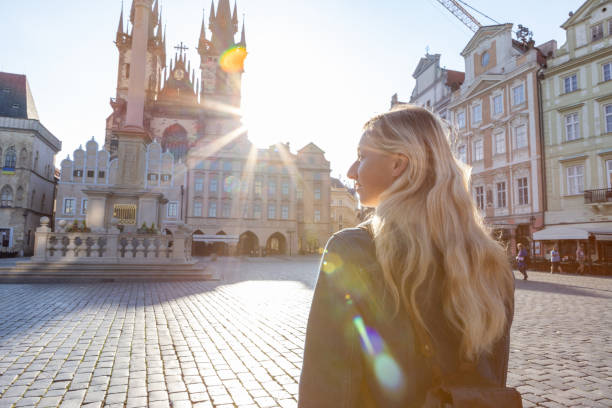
left=347, top=133, right=399, bottom=208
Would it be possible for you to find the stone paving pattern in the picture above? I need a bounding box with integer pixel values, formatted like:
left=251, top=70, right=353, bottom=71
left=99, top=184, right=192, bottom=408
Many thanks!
left=0, top=257, right=611, bottom=408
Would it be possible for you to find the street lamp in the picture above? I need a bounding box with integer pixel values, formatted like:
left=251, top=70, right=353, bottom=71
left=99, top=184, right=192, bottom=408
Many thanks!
left=286, top=230, right=295, bottom=256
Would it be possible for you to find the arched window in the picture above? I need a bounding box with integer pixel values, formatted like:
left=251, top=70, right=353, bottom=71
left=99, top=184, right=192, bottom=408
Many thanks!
left=1, top=186, right=13, bottom=207
left=34, top=151, right=39, bottom=172
left=4, top=146, right=16, bottom=169
left=162, top=124, right=188, bottom=162
left=41, top=193, right=46, bottom=212
left=19, top=148, right=27, bottom=166
left=16, top=186, right=23, bottom=204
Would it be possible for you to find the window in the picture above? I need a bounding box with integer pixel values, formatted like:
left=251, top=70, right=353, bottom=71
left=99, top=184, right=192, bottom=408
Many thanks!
left=314, top=186, right=321, bottom=200
left=458, top=145, right=467, bottom=163
left=605, top=104, right=612, bottom=133
left=481, top=51, right=490, bottom=67
left=268, top=203, right=276, bottom=219
left=591, top=23, right=603, bottom=42
left=254, top=178, right=262, bottom=196
left=242, top=204, right=248, bottom=218
left=222, top=202, right=231, bottom=218
left=4, top=147, right=16, bottom=170
left=493, top=95, right=503, bottom=115
left=64, top=198, right=75, bottom=215
left=148, top=173, right=158, bottom=181
left=281, top=205, right=289, bottom=220
left=473, top=140, right=483, bottom=161
left=167, top=202, right=178, bottom=218
left=475, top=186, right=484, bottom=210
left=268, top=179, right=276, bottom=196
left=193, top=201, right=202, bottom=217
left=1, top=186, right=13, bottom=207
left=515, top=125, right=527, bottom=149
left=223, top=176, right=232, bottom=193
left=253, top=203, right=261, bottom=219
left=339, top=199, right=343, bottom=207
left=297, top=188, right=303, bottom=200
left=494, top=133, right=506, bottom=154
left=564, top=74, right=578, bottom=93
left=314, top=209, right=321, bottom=222
left=194, top=177, right=204, bottom=192
left=87, top=170, right=94, bottom=178
left=41, top=194, right=46, bottom=212
left=496, top=182, right=506, bottom=208
left=314, top=172, right=321, bottom=181
left=208, top=201, right=217, bottom=217
left=471, top=104, right=482, bottom=124
left=223, top=161, right=232, bottom=172
left=81, top=199, right=88, bottom=215
left=565, top=113, right=580, bottom=141
left=566, top=165, right=584, bottom=195
left=281, top=180, right=289, bottom=196
left=210, top=178, right=218, bottom=193
left=512, top=84, right=525, bottom=105
left=161, top=174, right=171, bottom=182
left=210, top=159, right=219, bottom=170
left=98, top=171, right=105, bottom=179
left=603, top=62, right=611, bottom=82
left=607, top=160, right=612, bottom=188
left=518, top=177, right=529, bottom=205
left=457, top=111, right=466, bottom=128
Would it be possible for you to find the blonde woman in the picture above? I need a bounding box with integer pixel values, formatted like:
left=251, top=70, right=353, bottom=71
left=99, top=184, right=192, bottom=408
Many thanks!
left=299, top=106, right=516, bottom=407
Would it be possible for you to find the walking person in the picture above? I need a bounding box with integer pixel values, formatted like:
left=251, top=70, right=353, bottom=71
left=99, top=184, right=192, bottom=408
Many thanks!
left=516, top=243, right=528, bottom=280
left=550, top=246, right=563, bottom=274
left=576, top=244, right=585, bottom=275
left=299, top=106, right=519, bottom=407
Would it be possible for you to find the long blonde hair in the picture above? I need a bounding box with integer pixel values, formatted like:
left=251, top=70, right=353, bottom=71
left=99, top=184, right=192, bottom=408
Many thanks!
left=365, top=105, right=514, bottom=361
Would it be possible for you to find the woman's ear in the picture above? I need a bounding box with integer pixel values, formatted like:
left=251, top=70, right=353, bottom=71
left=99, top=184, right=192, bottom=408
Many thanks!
left=391, top=154, right=408, bottom=178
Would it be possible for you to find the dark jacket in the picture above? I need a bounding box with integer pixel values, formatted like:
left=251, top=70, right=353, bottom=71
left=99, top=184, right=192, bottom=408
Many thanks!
left=298, top=226, right=514, bottom=408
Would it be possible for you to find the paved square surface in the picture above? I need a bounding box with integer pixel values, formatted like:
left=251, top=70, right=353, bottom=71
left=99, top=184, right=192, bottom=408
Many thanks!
left=0, top=257, right=611, bottom=407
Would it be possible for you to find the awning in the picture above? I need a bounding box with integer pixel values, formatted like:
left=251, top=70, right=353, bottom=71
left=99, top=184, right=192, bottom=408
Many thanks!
left=192, top=234, right=239, bottom=243
left=533, top=226, right=589, bottom=240
left=533, top=224, right=612, bottom=241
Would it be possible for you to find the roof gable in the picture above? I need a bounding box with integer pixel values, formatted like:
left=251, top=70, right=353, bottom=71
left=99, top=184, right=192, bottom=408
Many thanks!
left=412, top=54, right=440, bottom=78
left=298, top=142, right=325, bottom=154
left=464, top=76, right=503, bottom=98
left=461, top=24, right=512, bottom=57
left=561, top=0, right=606, bottom=29
left=0, top=72, right=39, bottom=120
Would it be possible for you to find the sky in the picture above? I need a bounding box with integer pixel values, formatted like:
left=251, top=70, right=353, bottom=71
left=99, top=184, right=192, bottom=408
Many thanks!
left=1, top=0, right=582, bottom=183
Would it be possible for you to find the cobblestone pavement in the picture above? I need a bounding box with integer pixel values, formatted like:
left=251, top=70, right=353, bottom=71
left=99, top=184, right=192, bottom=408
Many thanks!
left=0, top=257, right=611, bottom=408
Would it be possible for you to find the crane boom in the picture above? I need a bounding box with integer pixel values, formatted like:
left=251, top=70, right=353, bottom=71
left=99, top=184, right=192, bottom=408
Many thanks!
left=436, top=0, right=482, bottom=32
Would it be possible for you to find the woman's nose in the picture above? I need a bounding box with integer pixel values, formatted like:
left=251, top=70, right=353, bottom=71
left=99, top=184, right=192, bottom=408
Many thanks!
left=347, top=161, right=357, bottom=180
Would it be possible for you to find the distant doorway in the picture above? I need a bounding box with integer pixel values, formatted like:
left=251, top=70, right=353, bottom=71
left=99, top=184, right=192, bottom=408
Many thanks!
left=238, top=231, right=259, bottom=256
left=266, top=232, right=287, bottom=255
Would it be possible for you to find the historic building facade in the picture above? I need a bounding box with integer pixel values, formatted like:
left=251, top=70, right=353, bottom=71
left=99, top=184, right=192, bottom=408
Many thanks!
left=534, top=0, right=612, bottom=262
left=392, top=53, right=464, bottom=120
left=0, top=72, right=61, bottom=255
left=330, top=177, right=359, bottom=234
left=447, top=24, right=548, bottom=255
left=55, top=0, right=331, bottom=256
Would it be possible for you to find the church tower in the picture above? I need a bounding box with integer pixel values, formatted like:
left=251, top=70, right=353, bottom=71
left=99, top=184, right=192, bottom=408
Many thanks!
left=198, top=0, right=247, bottom=108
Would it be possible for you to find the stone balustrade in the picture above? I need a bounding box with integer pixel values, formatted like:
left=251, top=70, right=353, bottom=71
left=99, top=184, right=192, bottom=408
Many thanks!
left=32, top=217, right=191, bottom=263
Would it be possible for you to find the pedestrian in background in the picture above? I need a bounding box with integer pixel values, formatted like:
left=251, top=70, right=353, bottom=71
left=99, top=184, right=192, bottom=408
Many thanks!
left=550, top=246, right=563, bottom=274
left=576, top=244, right=585, bottom=274
left=516, top=243, right=528, bottom=280
left=299, top=105, right=518, bottom=407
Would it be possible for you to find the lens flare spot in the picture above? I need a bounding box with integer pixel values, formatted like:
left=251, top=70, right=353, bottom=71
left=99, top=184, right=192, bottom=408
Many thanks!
left=321, top=252, right=343, bottom=274
left=220, top=46, right=247, bottom=73
left=353, top=316, right=375, bottom=355
left=374, top=353, right=404, bottom=390
left=224, top=176, right=236, bottom=192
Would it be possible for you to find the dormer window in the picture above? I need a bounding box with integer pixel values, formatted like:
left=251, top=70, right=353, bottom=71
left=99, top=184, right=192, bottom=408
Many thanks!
left=481, top=52, right=490, bottom=67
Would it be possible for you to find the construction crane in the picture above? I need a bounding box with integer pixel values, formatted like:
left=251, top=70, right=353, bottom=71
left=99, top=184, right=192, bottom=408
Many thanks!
left=436, top=0, right=501, bottom=33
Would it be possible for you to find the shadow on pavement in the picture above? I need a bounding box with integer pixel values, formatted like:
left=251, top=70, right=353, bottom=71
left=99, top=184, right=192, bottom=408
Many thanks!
left=515, top=278, right=612, bottom=299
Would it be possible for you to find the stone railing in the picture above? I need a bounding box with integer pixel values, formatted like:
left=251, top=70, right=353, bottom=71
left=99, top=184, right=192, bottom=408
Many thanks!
left=32, top=217, right=191, bottom=263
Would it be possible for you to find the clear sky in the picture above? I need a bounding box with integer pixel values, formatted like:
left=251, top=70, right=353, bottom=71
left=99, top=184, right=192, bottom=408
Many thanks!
left=1, top=0, right=581, bottom=182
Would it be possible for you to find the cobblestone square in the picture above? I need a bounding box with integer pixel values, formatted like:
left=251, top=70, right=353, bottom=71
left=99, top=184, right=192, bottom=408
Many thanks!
left=0, top=257, right=611, bottom=407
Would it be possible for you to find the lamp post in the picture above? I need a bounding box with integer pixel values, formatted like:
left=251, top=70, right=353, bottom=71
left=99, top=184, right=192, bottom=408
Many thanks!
left=286, top=230, right=295, bottom=256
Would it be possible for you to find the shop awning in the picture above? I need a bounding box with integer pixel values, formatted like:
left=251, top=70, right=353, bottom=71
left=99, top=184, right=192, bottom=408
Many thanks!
left=533, top=224, right=612, bottom=241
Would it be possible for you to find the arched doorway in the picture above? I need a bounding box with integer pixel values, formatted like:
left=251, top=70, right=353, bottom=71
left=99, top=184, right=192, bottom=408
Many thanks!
left=162, top=124, right=188, bottom=162
left=266, top=232, right=287, bottom=255
left=191, top=229, right=207, bottom=256
left=238, top=231, right=259, bottom=256
left=213, top=230, right=228, bottom=256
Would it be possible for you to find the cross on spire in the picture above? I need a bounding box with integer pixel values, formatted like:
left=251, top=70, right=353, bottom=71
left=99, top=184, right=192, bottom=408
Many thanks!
left=174, top=42, right=188, bottom=55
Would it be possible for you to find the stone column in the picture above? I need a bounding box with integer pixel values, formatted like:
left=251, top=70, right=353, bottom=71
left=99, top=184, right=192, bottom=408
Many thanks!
left=32, top=217, right=51, bottom=261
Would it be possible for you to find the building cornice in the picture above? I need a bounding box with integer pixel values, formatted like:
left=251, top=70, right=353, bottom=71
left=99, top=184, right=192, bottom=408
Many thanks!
left=543, top=46, right=612, bottom=77
left=0, top=117, right=62, bottom=151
